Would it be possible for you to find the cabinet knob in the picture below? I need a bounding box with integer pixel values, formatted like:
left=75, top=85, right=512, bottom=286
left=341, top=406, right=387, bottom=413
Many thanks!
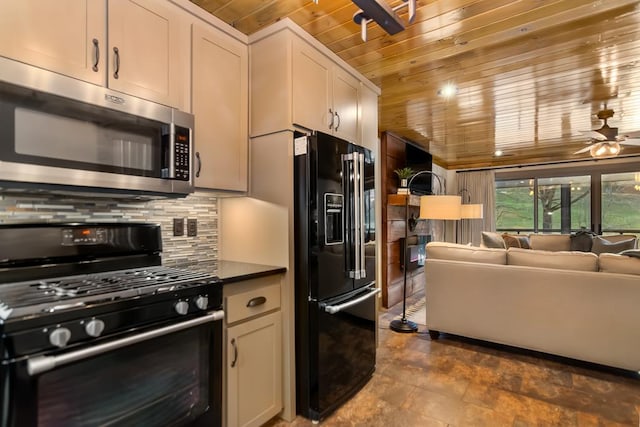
left=328, top=108, right=335, bottom=130
left=334, top=111, right=341, bottom=131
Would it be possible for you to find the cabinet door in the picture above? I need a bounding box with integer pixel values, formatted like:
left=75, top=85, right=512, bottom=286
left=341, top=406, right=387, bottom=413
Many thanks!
left=108, top=0, right=186, bottom=107
left=0, top=0, right=105, bottom=85
left=227, top=311, right=282, bottom=427
left=332, top=67, right=359, bottom=144
left=292, top=38, right=332, bottom=133
left=192, top=23, right=248, bottom=191
left=359, top=83, right=379, bottom=152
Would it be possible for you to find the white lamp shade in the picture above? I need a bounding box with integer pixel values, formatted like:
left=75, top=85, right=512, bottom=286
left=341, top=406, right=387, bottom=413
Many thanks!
left=419, top=195, right=461, bottom=220
left=460, top=203, right=484, bottom=219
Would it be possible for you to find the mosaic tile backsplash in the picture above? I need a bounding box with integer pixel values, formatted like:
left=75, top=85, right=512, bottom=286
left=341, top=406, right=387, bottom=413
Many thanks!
left=0, top=190, right=218, bottom=269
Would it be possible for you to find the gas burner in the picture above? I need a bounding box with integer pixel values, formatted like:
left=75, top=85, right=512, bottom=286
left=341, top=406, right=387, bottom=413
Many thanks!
left=0, top=266, right=220, bottom=320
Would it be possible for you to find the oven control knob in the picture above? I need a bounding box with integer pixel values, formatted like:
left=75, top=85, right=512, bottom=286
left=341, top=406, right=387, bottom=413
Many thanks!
left=85, top=319, right=105, bottom=337
left=49, top=327, right=71, bottom=348
left=195, top=296, right=208, bottom=310
left=175, top=300, right=189, bottom=315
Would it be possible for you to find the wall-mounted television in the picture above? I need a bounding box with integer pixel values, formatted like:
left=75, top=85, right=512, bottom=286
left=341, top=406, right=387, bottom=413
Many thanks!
left=405, top=142, right=433, bottom=195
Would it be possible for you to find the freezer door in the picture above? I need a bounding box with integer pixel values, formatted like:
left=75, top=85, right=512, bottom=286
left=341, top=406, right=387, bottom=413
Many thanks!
left=309, top=284, right=377, bottom=420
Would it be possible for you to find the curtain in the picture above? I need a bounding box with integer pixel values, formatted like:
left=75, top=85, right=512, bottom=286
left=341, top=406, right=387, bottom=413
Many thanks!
left=457, top=170, right=495, bottom=246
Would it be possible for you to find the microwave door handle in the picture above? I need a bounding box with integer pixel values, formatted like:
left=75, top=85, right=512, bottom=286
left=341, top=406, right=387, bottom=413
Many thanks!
left=27, top=310, right=224, bottom=376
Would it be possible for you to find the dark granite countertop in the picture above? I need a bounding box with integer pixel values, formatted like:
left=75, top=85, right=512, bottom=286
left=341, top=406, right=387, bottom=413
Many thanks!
left=211, top=260, right=286, bottom=284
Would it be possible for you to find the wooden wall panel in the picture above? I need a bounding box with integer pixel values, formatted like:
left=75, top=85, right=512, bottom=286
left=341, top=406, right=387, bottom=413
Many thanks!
left=380, top=131, right=431, bottom=309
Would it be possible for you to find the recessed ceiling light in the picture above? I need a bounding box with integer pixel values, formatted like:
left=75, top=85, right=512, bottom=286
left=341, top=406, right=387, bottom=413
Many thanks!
left=438, top=83, right=458, bottom=98
left=494, top=150, right=503, bottom=156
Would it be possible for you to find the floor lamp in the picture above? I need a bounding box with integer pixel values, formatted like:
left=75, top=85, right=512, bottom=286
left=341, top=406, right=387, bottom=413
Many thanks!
left=390, top=171, right=461, bottom=333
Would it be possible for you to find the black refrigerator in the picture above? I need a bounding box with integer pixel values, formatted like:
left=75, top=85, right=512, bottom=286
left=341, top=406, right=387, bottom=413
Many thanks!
left=294, top=131, right=377, bottom=422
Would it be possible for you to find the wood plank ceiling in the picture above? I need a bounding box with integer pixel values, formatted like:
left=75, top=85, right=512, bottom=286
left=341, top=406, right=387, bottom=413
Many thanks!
left=192, top=0, right=640, bottom=169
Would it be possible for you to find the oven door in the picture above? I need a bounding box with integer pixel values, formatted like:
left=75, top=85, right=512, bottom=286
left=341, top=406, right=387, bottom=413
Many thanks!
left=2, top=311, right=223, bottom=427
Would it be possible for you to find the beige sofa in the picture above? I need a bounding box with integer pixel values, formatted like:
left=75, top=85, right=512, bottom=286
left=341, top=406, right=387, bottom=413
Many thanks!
left=424, top=241, right=640, bottom=372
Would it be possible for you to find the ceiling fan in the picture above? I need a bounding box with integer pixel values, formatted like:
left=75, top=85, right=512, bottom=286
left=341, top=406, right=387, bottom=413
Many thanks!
left=574, top=108, right=640, bottom=158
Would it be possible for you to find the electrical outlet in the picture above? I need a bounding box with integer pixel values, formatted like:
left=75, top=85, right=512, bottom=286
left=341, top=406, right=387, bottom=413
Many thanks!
left=173, top=218, right=184, bottom=236
left=187, top=218, right=197, bottom=237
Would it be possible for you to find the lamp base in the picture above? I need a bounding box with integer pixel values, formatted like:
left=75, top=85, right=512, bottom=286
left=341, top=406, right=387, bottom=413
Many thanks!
left=389, top=318, right=418, bottom=333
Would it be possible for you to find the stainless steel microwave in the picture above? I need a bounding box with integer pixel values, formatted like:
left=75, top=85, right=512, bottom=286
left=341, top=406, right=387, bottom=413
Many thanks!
left=0, top=57, right=194, bottom=197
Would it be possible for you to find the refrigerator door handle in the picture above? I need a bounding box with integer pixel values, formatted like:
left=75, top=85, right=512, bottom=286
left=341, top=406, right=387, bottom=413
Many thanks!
left=323, top=287, right=380, bottom=314
left=358, top=152, right=366, bottom=278
left=353, top=153, right=361, bottom=279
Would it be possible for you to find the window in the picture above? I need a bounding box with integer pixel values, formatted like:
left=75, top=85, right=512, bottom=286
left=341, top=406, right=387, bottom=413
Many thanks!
left=496, top=162, right=640, bottom=235
left=495, top=179, right=534, bottom=232
left=537, top=176, right=590, bottom=233
left=602, top=172, right=640, bottom=233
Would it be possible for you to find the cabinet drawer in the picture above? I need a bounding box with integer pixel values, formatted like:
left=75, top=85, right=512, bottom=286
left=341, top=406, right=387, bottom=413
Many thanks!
left=226, top=283, right=280, bottom=324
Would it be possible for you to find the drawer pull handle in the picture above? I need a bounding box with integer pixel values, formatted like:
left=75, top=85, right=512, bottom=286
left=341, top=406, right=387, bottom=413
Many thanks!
left=246, top=296, right=266, bottom=308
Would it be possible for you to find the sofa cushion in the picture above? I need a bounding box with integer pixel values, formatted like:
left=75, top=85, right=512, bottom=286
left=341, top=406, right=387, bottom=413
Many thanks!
left=591, top=236, right=636, bottom=255
left=507, top=247, right=598, bottom=271
left=528, top=234, right=571, bottom=251
left=599, top=253, right=640, bottom=275
left=502, top=233, right=530, bottom=249
left=480, top=231, right=505, bottom=249
left=426, top=242, right=506, bottom=264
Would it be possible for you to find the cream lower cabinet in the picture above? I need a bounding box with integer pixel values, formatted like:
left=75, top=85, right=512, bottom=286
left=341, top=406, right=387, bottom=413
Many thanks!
left=0, top=0, right=188, bottom=110
left=191, top=22, right=248, bottom=191
left=224, top=276, right=283, bottom=427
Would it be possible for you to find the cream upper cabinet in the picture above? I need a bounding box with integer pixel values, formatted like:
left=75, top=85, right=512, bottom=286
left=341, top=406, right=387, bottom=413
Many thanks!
left=107, top=0, right=188, bottom=109
left=250, top=22, right=378, bottom=147
left=331, top=66, right=360, bottom=144
left=291, top=39, right=332, bottom=135
left=0, top=0, right=106, bottom=86
left=292, top=38, right=359, bottom=144
left=0, top=0, right=188, bottom=109
left=358, top=83, right=380, bottom=153
left=191, top=22, right=248, bottom=191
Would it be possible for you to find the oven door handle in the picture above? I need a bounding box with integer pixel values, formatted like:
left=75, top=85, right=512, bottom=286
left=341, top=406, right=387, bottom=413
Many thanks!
left=27, top=310, right=224, bottom=376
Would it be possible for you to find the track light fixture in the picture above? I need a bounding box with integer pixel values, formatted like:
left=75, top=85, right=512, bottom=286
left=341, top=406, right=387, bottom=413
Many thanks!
left=352, top=0, right=416, bottom=42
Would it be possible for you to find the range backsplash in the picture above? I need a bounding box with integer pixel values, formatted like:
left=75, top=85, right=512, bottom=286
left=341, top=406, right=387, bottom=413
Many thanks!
left=0, top=191, right=218, bottom=269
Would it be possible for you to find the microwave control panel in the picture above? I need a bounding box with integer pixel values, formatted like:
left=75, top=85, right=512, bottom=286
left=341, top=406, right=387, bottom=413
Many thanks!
left=173, top=125, right=190, bottom=181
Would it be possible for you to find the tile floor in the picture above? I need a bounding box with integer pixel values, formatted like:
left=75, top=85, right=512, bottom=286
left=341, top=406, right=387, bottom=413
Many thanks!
left=265, top=288, right=640, bottom=426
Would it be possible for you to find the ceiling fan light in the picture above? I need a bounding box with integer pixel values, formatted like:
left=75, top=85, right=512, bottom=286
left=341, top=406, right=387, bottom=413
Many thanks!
left=609, top=142, right=621, bottom=155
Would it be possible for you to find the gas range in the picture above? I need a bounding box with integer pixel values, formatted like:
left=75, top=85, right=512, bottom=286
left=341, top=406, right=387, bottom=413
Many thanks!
left=0, top=223, right=222, bottom=357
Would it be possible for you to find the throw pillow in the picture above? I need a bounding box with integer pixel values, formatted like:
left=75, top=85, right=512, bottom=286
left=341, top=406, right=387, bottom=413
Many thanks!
left=619, top=249, right=640, bottom=258
left=481, top=231, right=505, bottom=249
left=501, top=233, right=530, bottom=249
left=570, top=230, right=595, bottom=252
left=591, top=236, right=636, bottom=255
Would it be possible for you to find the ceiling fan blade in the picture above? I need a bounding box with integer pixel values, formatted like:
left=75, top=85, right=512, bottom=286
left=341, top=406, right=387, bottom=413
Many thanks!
left=622, top=130, right=640, bottom=139
left=573, top=145, right=593, bottom=154
left=620, top=138, right=640, bottom=146
left=579, top=130, right=608, bottom=141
